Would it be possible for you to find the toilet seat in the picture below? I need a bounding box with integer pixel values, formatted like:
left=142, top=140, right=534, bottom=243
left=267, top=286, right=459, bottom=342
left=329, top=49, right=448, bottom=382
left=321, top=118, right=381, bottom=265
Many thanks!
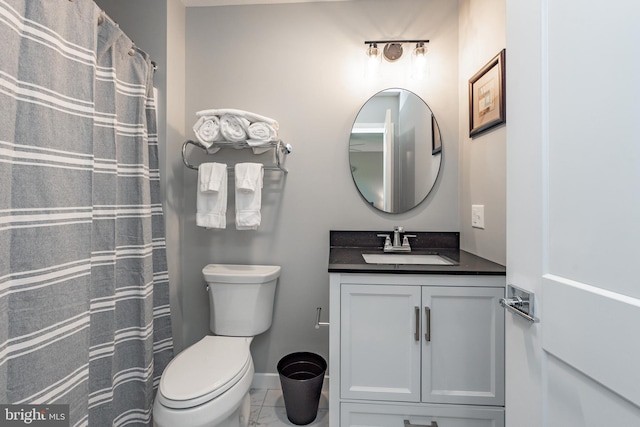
left=158, top=336, right=251, bottom=409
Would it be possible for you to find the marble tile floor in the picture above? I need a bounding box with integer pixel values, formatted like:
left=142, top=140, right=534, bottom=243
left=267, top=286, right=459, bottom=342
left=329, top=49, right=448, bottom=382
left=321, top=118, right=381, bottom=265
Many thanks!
left=249, top=388, right=329, bottom=427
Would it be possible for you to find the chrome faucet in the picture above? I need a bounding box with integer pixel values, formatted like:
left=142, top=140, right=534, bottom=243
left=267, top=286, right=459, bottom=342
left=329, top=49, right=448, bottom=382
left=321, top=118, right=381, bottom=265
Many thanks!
left=378, top=226, right=416, bottom=252
left=393, top=226, right=404, bottom=247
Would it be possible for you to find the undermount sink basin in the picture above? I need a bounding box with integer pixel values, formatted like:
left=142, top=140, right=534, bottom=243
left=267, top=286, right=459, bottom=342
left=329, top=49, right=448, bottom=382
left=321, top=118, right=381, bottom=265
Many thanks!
left=362, top=253, right=455, bottom=265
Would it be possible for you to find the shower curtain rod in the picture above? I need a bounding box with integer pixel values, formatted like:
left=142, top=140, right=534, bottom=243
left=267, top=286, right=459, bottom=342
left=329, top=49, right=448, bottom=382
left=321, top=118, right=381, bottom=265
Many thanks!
left=97, top=9, right=158, bottom=72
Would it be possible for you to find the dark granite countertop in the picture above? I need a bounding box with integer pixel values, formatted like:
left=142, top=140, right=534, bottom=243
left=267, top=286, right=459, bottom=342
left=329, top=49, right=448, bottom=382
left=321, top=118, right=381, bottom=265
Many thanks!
left=328, top=230, right=506, bottom=276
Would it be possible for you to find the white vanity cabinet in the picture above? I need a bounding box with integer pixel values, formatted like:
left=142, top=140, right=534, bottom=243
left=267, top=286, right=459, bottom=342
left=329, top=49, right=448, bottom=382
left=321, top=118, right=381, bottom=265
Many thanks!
left=329, top=273, right=505, bottom=427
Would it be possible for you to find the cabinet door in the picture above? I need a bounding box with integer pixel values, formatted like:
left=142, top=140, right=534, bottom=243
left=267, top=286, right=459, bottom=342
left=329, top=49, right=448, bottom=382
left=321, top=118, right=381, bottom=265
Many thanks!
left=422, top=287, right=505, bottom=406
left=341, top=284, right=421, bottom=402
left=341, top=402, right=504, bottom=427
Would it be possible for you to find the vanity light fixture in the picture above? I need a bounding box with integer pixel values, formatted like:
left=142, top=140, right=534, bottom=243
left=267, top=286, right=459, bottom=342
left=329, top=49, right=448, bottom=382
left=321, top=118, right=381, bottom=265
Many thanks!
left=364, top=39, right=429, bottom=62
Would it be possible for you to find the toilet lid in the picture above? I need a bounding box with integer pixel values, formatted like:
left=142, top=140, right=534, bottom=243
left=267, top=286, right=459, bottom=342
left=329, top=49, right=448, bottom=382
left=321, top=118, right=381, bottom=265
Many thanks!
left=159, top=336, right=251, bottom=408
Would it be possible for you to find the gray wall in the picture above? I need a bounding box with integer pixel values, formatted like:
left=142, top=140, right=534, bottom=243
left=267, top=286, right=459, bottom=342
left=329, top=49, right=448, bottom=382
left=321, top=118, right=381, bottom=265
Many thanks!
left=96, top=0, right=507, bottom=376
left=184, top=0, right=460, bottom=373
left=458, top=0, right=507, bottom=265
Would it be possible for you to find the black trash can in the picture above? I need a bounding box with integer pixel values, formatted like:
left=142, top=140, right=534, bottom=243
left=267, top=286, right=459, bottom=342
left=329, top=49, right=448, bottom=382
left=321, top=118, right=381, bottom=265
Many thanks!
left=277, top=352, right=327, bottom=425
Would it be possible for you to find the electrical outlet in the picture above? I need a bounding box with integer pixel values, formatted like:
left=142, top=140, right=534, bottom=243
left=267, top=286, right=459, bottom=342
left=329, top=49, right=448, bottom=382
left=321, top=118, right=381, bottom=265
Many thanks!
left=472, top=205, right=485, bottom=229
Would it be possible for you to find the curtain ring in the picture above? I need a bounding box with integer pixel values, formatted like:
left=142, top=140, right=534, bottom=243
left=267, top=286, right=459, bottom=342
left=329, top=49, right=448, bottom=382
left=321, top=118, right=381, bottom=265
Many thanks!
left=97, top=15, right=104, bottom=26
left=128, top=47, right=136, bottom=56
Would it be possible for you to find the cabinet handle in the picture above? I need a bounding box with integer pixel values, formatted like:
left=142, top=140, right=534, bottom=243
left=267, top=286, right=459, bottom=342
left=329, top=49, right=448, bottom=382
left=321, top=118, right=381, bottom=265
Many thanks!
left=424, top=306, right=431, bottom=342
left=414, top=306, right=420, bottom=341
left=404, top=420, right=438, bottom=427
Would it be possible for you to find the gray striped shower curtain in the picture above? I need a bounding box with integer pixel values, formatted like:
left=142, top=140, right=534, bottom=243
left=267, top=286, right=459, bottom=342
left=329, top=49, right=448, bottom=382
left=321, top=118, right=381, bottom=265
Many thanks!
left=0, top=1, right=173, bottom=425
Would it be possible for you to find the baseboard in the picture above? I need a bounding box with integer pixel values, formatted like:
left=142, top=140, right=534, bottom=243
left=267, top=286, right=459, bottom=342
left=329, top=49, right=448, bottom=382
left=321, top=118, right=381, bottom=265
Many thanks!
left=252, top=373, right=330, bottom=391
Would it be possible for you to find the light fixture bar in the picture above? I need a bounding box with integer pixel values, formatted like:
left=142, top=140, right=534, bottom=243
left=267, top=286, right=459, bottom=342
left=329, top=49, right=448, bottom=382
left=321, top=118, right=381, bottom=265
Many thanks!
left=364, top=40, right=429, bottom=45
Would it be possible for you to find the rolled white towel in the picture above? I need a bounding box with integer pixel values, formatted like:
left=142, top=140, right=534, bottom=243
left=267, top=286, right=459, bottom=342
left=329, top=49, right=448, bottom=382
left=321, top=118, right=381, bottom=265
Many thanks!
left=247, top=122, right=278, bottom=144
left=193, top=115, right=223, bottom=148
left=196, top=108, right=279, bottom=130
left=220, top=114, right=250, bottom=142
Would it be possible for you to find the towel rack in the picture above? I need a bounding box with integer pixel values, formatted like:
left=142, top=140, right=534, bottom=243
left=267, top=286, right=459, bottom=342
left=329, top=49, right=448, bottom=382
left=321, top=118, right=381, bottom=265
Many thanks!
left=181, top=139, right=292, bottom=173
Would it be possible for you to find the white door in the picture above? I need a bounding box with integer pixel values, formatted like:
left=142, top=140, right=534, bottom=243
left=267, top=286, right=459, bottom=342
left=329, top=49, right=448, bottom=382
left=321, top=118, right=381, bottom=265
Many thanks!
left=506, top=1, right=640, bottom=427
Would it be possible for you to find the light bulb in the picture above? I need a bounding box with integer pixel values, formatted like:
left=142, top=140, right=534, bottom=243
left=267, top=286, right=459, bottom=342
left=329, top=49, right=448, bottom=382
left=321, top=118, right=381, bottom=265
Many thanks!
left=364, top=43, right=380, bottom=79
left=414, top=42, right=427, bottom=58
left=366, top=43, right=379, bottom=59
left=411, top=42, right=428, bottom=80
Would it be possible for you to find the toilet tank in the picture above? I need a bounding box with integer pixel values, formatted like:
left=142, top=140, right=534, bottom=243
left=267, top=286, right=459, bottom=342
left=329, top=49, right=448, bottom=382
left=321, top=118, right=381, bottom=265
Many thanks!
left=202, top=264, right=280, bottom=337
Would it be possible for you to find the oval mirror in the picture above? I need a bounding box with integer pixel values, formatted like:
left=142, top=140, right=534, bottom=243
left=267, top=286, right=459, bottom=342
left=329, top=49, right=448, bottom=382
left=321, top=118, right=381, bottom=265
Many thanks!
left=349, top=88, right=442, bottom=213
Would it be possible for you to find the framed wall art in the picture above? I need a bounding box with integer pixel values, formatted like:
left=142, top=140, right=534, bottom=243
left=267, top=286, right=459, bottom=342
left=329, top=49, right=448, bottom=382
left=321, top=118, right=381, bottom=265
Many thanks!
left=469, top=49, right=506, bottom=137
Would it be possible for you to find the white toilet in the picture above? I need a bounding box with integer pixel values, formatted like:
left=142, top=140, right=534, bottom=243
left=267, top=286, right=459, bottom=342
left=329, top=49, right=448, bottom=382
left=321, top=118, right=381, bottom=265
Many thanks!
left=153, top=264, right=281, bottom=427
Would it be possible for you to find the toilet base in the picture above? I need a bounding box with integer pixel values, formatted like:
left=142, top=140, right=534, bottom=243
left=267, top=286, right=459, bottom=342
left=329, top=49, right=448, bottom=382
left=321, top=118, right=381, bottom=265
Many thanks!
left=153, top=392, right=249, bottom=427
left=216, top=392, right=250, bottom=427
left=153, top=358, right=254, bottom=427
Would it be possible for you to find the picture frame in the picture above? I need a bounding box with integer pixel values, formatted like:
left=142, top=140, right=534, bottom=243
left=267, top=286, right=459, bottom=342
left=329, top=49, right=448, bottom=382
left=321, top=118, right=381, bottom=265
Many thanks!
left=469, top=49, right=506, bottom=137
left=431, top=113, right=442, bottom=155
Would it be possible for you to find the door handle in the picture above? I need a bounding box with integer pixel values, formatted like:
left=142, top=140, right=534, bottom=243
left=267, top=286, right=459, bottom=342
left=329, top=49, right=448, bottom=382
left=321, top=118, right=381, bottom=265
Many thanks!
left=499, top=284, right=539, bottom=322
left=424, top=306, right=431, bottom=342
left=414, top=306, right=420, bottom=341
left=404, top=420, right=438, bottom=427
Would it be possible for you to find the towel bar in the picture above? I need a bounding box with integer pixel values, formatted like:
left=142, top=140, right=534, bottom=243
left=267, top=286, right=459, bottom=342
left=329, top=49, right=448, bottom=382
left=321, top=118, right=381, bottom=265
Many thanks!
left=181, top=139, right=292, bottom=173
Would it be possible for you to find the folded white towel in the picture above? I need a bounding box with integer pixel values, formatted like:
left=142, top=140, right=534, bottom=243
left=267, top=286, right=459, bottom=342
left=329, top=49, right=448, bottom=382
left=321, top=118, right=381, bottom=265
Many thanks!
left=199, top=162, right=226, bottom=193
left=193, top=116, right=223, bottom=148
left=220, top=114, right=250, bottom=142
left=197, top=163, right=227, bottom=229
left=234, top=163, right=263, bottom=230
left=196, top=109, right=279, bottom=130
left=199, top=163, right=213, bottom=192
left=235, top=162, right=262, bottom=192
